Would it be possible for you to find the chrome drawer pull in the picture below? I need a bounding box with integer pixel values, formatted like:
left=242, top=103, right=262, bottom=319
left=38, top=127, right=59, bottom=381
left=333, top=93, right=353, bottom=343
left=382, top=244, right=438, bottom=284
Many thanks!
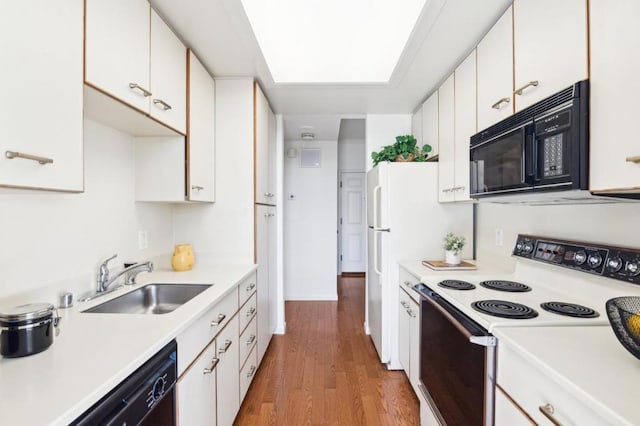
left=246, top=307, right=256, bottom=317
left=403, top=281, right=411, bottom=286
left=191, top=185, right=204, bottom=191
left=400, top=301, right=409, bottom=308
left=128, top=83, right=152, bottom=97
left=246, top=283, right=256, bottom=292
left=5, top=151, right=53, bottom=165
left=626, top=155, right=640, bottom=163
left=246, top=334, right=256, bottom=345
left=491, top=97, right=511, bottom=109
left=211, top=313, right=226, bottom=326
left=539, top=403, right=563, bottom=426
left=264, top=213, right=275, bottom=217
left=218, top=339, right=233, bottom=354
left=407, top=309, right=416, bottom=318
left=203, top=357, right=219, bottom=374
left=264, top=192, right=274, bottom=197
left=247, top=365, right=257, bottom=378
left=153, top=98, right=172, bottom=111
left=514, top=80, right=539, bottom=96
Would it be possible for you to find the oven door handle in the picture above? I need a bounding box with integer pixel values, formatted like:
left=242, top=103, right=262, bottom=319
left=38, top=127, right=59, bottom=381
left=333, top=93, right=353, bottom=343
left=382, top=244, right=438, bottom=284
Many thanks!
left=470, top=335, right=497, bottom=347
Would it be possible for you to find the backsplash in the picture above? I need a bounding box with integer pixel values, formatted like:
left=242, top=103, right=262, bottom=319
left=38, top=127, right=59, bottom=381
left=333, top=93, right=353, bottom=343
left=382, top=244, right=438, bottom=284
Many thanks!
left=0, top=119, right=174, bottom=301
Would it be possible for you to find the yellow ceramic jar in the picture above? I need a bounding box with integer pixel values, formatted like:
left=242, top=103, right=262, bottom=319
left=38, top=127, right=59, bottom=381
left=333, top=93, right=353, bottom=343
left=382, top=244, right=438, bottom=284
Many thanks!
left=171, top=244, right=195, bottom=271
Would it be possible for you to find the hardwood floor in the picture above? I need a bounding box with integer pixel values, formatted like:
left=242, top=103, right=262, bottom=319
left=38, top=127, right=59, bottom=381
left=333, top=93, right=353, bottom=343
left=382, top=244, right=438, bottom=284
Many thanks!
left=234, top=276, right=420, bottom=425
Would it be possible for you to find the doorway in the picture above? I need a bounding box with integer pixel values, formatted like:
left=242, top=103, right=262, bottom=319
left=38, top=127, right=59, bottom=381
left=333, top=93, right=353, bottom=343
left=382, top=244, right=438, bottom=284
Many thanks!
left=339, top=171, right=366, bottom=273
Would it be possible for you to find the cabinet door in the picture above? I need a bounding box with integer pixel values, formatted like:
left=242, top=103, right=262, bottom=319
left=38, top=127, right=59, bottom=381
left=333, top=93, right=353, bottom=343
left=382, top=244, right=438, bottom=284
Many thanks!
left=477, top=6, right=513, bottom=130
left=85, top=0, right=150, bottom=113
left=590, top=0, right=640, bottom=192
left=267, top=106, right=277, bottom=201
left=438, top=74, right=455, bottom=203
left=495, top=387, right=535, bottom=426
left=256, top=205, right=274, bottom=363
left=216, top=315, right=240, bottom=426
left=412, top=106, right=423, bottom=146
left=254, top=83, right=272, bottom=204
left=398, top=287, right=411, bottom=375
left=453, top=49, right=476, bottom=201
left=150, top=10, right=187, bottom=134
left=422, top=92, right=439, bottom=158
left=513, top=0, right=587, bottom=111
left=178, top=339, right=217, bottom=426
left=0, top=0, right=83, bottom=192
left=187, top=51, right=216, bottom=202
left=268, top=205, right=278, bottom=336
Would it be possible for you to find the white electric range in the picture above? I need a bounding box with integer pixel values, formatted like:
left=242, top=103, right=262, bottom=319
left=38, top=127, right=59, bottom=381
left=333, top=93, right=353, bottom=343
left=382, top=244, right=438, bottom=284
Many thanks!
left=411, top=234, right=640, bottom=426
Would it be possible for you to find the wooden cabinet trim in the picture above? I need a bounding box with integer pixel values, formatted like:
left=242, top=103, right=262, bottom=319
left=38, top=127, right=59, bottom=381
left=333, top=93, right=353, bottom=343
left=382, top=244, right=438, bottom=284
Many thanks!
left=496, top=384, right=537, bottom=425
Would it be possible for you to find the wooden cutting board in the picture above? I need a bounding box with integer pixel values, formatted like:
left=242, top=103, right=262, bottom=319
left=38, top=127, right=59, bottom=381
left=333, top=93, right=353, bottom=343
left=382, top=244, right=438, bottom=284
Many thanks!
left=422, top=260, right=477, bottom=271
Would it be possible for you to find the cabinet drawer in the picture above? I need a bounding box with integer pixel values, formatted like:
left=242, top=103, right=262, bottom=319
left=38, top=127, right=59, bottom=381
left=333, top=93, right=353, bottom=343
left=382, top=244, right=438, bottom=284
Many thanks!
left=239, top=316, right=257, bottom=367
left=240, top=346, right=258, bottom=401
left=399, top=267, right=420, bottom=303
left=498, top=343, right=608, bottom=425
left=239, top=292, right=257, bottom=334
left=239, top=272, right=257, bottom=306
left=177, top=286, right=238, bottom=375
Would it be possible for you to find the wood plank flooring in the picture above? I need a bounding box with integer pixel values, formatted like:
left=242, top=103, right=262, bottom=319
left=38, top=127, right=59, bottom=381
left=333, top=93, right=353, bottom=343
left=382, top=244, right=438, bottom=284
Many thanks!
left=234, top=276, right=420, bottom=425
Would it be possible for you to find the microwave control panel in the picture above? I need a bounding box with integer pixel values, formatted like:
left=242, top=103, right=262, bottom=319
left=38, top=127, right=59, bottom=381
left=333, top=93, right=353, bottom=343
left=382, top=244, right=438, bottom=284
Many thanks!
left=513, top=234, right=640, bottom=286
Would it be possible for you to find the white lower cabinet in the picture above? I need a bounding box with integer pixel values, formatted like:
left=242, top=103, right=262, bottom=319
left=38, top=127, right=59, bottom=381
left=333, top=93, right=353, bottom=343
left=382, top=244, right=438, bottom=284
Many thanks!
left=177, top=339, right=218, bottom=425
left=240, top=346, right=258, bottom=401
left=496, top=343, right=609, bottom=425
left=495, top=386, right=534, bottom=426
left=216, top=315, right=240, bottom=426
left=256, top=204, right=276, bottom=364
left=398, top=267, right=420, bottom=396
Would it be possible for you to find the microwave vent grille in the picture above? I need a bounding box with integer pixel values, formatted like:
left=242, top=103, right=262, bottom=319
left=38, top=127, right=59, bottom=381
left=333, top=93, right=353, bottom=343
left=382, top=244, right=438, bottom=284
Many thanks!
left=471, top=81, right=584, bottom=145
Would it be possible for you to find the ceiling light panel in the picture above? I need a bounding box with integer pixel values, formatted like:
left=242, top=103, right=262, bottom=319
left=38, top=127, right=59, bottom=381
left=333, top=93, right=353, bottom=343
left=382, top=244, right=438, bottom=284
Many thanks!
left=240, top=0, right=427, bottom=83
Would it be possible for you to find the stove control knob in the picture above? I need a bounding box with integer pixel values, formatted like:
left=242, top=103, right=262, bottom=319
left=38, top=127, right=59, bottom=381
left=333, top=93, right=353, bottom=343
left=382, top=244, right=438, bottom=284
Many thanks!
left=515, top=241, right=524, bottom=252
left=607, top=257, right=624, bottom=273
left=574, top=251, right=587, bottom=265
left=626, top=261, right=640, bottom=276
left=587, top=253, right=603, bottom=268
left=523, top=242, right=534, bottom=254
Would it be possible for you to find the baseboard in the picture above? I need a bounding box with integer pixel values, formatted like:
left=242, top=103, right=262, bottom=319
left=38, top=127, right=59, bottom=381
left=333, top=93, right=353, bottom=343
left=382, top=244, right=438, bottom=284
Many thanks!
left=274, top=321, right=286, bottom=335
left=364, top=321, right=371, bottom=335
left=341, top=272, right=365, bottom=277
left=285, top=293, right=338, bottom=301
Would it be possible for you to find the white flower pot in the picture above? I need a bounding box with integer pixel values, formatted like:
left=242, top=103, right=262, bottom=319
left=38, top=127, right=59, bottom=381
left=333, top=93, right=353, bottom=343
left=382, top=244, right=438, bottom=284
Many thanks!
left=445, top=250, right=461, bottom=266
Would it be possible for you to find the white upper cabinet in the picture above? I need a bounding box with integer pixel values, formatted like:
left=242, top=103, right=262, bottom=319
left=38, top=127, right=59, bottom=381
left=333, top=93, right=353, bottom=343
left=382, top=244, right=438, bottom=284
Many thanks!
left=412, top=106, right=423, bottom=146
left=149, top=10, right=187, bottom=133
left=437, top=74, right=455, bottom=203
left=453, top=50, right=476, bottom=202
left=85, top=0, right=151, bottom=113
left=187, top=51, right=216, bottom=202
left=255, top=83, right=276, bottom=205
left=477, top=6, right=513, bottom=130
left=513, top=0, right=588, bottom=111
left=422, top=91, right=439, bottom=158
left=0, top=0, right=83, bottom=192
left=589, top=0, right=640, bottom=193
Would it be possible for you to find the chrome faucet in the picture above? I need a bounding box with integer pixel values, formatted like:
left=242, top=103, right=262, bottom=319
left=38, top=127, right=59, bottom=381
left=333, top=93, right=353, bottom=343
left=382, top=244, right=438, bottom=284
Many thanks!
left=97, top=254, right=154, bottom=293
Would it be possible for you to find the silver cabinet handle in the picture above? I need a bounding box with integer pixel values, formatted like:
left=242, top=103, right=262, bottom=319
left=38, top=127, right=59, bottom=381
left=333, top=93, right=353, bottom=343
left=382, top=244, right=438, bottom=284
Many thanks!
left=203, top=357, right=220, bottom=374
left=264, top=213, right=275, bottom=217
left=153, top=98, right=172, bottom=111
left=211, top=313, right=226, bottom=326
left=246, top=307, right=256, bottom=317
left=128, top=83, right=152, bottom=97
left=218, top=339, right=233, bottom=354
left=626, top=155, right=640, bottom=163
left=247, top=365, right=257, bottom=378
left=539, top=404, right=563, bottom=426
left=407, top=309, right=416, bottom=318
left=441, top=188, right=451, bottom=193
left=453, top=186, right=465, bottom=192
left=264, top=192, right=275, bottom=197
left=403, top=281, right=411, bottom=286
left=514, top=80, right=539, bottom=96
left=246, top=283, right=256, bottom=292
left=400, top=301, right=409, bottom=308
left=491, top=97, right=511, bottom=109
left=5, top=151, right=53, bottom=165
left=191, top=185, right=204, bottom=191
left=246, top=334, right=256, bottom=345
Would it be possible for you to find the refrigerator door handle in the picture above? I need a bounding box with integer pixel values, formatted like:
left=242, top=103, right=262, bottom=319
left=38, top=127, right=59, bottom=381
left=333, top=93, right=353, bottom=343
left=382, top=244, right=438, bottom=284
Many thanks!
left=373, top=231, right=382, bottom=276
left=370, top=227, right=390, bottom=232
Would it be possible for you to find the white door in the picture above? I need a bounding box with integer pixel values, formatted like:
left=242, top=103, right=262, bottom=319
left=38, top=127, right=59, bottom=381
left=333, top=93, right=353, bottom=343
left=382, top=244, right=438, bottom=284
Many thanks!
left=340, top=172, right=366, bottom=272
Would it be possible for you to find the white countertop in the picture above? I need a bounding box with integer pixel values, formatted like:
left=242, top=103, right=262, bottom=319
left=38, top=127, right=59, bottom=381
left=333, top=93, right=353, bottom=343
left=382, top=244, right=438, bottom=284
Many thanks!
left=493, top=325, right=640, bottom=425
left=0, top=263, right=257, bottom=425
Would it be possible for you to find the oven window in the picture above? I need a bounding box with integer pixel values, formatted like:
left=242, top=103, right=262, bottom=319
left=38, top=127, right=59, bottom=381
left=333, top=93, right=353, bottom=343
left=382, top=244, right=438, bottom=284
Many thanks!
left=471, top=128, right=524, bottom=193
left=420, top=299, right=487, bottom=425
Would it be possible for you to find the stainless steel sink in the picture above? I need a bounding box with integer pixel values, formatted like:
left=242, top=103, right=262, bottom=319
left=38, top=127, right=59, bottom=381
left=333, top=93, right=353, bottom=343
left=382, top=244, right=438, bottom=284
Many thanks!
left=82, top=283, right=212, bottom=314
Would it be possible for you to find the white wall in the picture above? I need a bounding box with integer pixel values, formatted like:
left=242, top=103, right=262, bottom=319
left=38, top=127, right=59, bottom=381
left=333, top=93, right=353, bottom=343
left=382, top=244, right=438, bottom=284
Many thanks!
left=0, top=119, right=174, bottom=301
left=365, top=114, right=412, bottom=171
left=339, top=138, right=366, bottom=172
left=476, top=202, right=640, bottom=268
left=284, top=139, right=338, bottom=300
left=172, top=79, right=255, bottom=264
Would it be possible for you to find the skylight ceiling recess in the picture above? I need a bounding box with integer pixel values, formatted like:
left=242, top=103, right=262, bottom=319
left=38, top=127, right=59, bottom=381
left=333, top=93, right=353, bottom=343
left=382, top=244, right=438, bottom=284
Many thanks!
left=240, top=0, right=427, bottom=84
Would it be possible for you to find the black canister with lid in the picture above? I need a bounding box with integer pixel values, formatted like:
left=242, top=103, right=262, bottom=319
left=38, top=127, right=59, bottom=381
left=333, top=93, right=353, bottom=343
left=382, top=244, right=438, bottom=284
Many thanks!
left=0, top=303, right=60, bottom=358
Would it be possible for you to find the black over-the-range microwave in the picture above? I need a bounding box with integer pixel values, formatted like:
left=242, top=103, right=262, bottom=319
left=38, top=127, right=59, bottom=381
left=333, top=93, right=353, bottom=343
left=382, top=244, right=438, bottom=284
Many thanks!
left=470, top=80, right=589, bottom=199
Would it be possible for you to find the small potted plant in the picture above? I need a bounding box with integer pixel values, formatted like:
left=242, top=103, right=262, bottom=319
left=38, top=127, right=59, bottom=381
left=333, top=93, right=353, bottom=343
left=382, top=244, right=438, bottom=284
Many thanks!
left=371, top=135, right=432, bottom=167
left=443, top=233, right=465, bottom=265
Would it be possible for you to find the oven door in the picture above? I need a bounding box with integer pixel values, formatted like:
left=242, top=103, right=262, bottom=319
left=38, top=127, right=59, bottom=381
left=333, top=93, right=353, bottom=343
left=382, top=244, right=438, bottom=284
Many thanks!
left=417, top=285, right=496, bottom=426
left=470, top=123, right=535, bottom=197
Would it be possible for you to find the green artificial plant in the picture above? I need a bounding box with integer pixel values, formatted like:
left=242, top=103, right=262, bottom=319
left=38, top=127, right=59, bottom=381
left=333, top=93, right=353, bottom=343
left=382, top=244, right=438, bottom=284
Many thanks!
left=370, top=135, right=432, bottom=167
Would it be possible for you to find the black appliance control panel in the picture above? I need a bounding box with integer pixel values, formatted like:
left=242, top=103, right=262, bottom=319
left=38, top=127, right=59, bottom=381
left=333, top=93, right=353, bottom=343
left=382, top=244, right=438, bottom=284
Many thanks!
left=513, top=234, right=640, bottom=286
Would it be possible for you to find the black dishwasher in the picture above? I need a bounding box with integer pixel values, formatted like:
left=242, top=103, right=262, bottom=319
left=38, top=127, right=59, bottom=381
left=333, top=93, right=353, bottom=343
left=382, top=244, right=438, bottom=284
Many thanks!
left=71, top=340, right=177, bottom=426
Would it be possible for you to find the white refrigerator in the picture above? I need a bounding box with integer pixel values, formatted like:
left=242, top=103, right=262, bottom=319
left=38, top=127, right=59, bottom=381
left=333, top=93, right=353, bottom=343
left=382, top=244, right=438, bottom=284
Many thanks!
left=366, top=162, right=473, bottom=369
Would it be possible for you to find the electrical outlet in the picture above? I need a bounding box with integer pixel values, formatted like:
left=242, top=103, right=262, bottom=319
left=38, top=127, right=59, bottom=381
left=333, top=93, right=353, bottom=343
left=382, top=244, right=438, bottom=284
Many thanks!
left=495, top=228, right=504, bottom=247
left=138, top=230, right=148, bottom=250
